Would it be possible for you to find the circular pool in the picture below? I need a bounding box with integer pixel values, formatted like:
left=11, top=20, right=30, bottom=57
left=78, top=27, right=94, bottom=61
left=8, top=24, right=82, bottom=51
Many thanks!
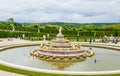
left=0, top=46, right=120, bottom=72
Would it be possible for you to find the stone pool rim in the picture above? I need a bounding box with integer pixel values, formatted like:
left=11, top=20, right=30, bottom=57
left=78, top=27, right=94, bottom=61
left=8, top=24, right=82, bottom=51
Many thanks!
left=0, top=42, right=120, bottom=75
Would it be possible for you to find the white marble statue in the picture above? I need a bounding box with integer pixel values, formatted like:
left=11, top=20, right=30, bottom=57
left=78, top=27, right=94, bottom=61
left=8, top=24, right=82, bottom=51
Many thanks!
left=43, top=35, right=46, bottom=41
left=59, top=27, right=62, bottom=34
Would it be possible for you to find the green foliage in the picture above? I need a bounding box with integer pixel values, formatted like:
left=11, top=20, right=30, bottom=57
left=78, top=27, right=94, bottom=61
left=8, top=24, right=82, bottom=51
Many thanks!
left=0, top=30, right=51, bottom=38
left=45, top=24, right=59, bottom=29
left=7, top=18, right=15, bottom=26
left=30, top=23, right=41, bottom=28
left=0, top=20, right=120, bottom=38
left=0, top=64, right=120, bottom=76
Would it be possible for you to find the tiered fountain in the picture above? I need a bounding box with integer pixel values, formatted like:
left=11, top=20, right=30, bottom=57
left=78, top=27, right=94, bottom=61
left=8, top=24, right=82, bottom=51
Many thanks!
left=30, top=27, right=94, bottom=62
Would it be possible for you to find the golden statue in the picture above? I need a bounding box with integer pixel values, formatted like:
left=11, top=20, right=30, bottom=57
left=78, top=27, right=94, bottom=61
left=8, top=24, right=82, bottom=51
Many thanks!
left=77, top=42, right=82, bottom=49
left=49, top=42, right=53, bottom=50
left=50, top=44, right=53, bottom=50
left=40, top=43, right=44, bottom=48
left=70, top=42, right=77, bottom=50
left=48, top=41, right=52, bottom=44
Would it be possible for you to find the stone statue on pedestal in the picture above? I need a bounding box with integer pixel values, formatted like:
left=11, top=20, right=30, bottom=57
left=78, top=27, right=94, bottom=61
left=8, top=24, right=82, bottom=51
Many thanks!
left=59, top=27, right=62, bottom=34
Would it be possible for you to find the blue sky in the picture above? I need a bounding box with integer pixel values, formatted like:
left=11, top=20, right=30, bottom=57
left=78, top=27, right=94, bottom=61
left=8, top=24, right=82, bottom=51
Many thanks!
left=0, top=0, right=120, bottom=23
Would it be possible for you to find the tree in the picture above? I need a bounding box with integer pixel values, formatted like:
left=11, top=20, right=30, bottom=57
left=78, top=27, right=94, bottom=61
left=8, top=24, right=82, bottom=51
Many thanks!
left=30, top=23, right=41, bottom=33
left=7, top=18, right=15, bottom=31
left=45, top=24, right=59, bottom=29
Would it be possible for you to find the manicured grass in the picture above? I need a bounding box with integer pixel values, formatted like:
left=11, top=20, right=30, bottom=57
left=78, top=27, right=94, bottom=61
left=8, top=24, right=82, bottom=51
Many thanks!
left=0, top=64, right=62, bottom=76
left=0, top=64, right=120, bottom=76
left=0, top=46, right=5, bottom=48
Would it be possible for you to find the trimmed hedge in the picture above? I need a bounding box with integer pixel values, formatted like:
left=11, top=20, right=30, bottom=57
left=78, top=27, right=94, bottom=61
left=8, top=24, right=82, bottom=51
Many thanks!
left=0, top=30, right=57, bottom=38
left=0, top=30, right=120, bottom=38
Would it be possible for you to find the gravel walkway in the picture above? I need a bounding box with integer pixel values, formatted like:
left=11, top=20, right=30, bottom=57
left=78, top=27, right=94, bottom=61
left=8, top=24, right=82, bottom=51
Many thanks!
left=0, top=70, right=25, bottom=76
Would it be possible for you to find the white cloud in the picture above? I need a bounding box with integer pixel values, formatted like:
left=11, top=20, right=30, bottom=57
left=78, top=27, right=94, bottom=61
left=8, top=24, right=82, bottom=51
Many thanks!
left=0, top=0, right=120, bottom=23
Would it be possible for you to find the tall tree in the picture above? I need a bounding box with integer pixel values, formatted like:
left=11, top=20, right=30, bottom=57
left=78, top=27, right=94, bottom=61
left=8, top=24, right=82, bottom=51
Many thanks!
left=7, top=18, right=15, bottom=31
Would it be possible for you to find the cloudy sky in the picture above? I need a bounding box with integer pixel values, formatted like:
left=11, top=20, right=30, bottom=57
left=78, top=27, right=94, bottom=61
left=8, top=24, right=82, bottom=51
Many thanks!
left=0, top=0, right=120, bottom=23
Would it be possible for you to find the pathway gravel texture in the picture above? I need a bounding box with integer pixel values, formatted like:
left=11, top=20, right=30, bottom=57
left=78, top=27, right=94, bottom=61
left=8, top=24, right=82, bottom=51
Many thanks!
left=0, top=70, right=25, bottom=76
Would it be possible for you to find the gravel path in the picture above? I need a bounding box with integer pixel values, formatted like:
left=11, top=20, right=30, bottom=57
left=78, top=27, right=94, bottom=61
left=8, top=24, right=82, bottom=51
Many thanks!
left=0, top=70, right=25, bottom=76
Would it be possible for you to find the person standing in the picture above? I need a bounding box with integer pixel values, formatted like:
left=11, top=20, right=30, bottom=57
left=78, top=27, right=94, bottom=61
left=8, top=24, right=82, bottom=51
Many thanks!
left=89, top=38, right=92, bottom=44
left=94, top=59, right=96, bottom=63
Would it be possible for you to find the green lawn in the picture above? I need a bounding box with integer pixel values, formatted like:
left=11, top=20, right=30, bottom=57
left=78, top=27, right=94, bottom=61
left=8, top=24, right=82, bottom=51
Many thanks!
left=0, top=46, right=6, bottom=48
left=0, top=64, right=120, bottom=76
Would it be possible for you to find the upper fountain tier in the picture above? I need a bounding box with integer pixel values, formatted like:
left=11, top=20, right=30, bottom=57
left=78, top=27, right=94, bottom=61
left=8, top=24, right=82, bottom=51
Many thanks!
left=52, top=27, right=69, bottom=43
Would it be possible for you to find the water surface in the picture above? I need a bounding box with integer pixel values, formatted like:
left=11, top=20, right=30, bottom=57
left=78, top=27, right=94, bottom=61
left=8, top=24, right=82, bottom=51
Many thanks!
left=0, top=46, right=120, bottom=71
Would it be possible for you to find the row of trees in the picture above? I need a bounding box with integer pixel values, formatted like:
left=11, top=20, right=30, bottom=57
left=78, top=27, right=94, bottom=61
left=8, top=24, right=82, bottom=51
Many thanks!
left=0, top=18, right=120, bottom=38
left=1, top=18, right=120, bottom=31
